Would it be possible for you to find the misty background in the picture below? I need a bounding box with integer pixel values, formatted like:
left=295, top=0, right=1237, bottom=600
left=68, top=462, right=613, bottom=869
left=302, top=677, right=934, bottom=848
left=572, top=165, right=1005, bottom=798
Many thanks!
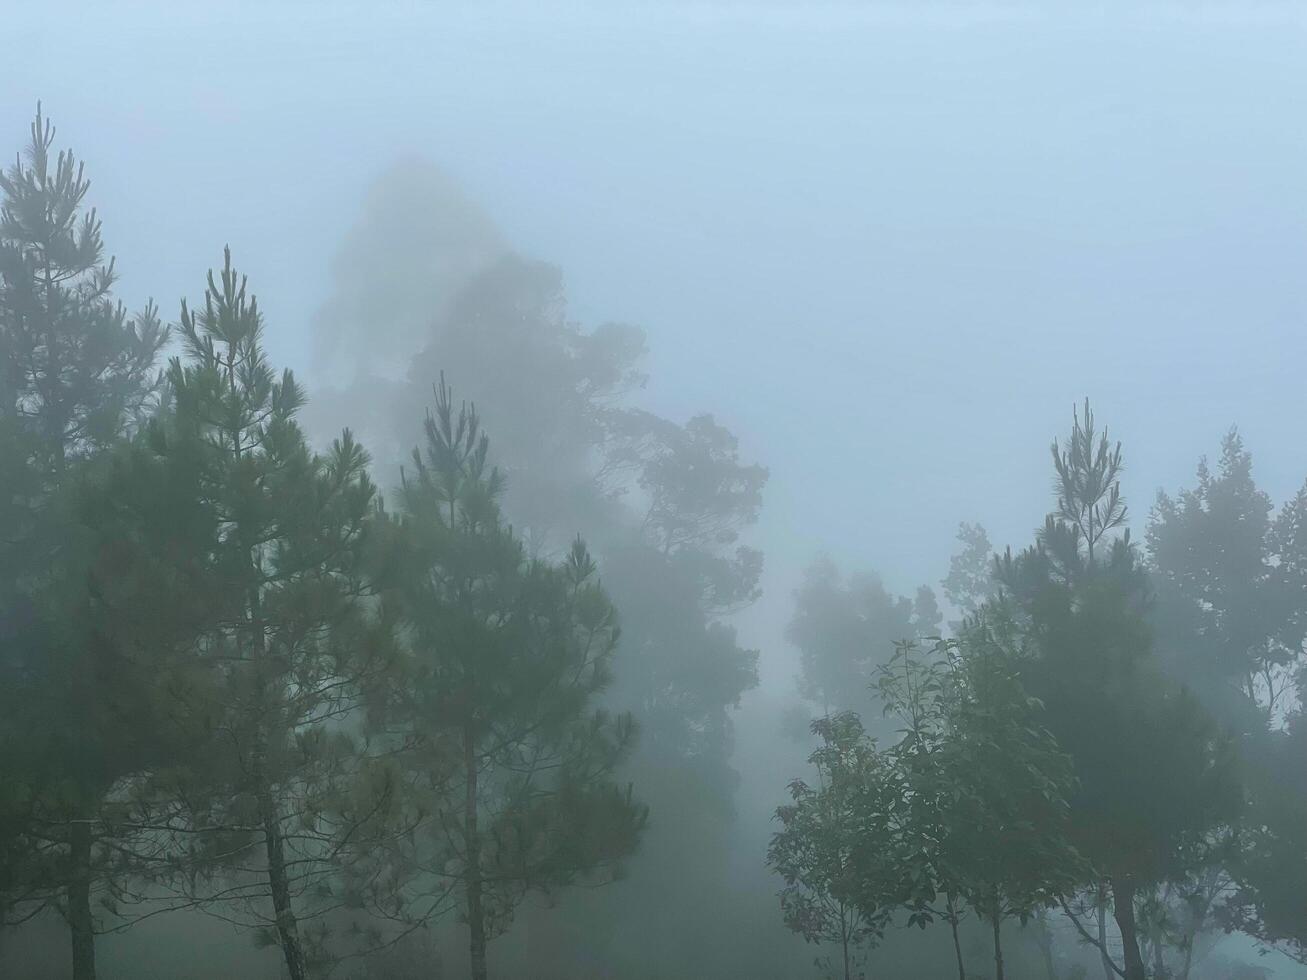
left=4, top=2, right=1307, bottom=977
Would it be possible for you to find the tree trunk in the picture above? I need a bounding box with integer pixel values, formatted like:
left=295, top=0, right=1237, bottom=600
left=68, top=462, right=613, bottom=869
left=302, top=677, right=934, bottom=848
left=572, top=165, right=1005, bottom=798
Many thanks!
left=1097, top=884, right=1115, bottom=980
left=465, top=725, right=488, bottom=980
left=1111, top=877, right=1147, bottom=980
left=1042, top=940, right=1059, bottom=980
left=258, top=784, right=308, bottom=980
left=991, top=887, right=1005, bottom=980
left=841, top=928, right=851, bottom=980
left=1036, top=911, right=1059, bottom=980
left=946, top=893, right=966, bottom=980
left=68, top=819, right=96, bottom=980
left=1152, top=933, right=1166, bottom=979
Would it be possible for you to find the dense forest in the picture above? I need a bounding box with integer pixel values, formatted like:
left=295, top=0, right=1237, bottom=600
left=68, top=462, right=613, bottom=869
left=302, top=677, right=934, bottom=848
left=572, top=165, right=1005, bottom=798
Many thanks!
left=0, top=96, right=1305, bottom=980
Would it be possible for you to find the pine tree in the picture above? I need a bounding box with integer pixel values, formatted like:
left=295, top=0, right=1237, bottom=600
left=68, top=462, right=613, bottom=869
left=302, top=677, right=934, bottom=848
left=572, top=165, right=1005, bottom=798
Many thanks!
left=0, top=106, right=166, bottom=980
left=381, top=377, right=646, bottom=980
left=0, top=105, right=163, bottom=474
left=152, top=250, right=395, bottom=980
left=998, top=401, right=1240, bottom=980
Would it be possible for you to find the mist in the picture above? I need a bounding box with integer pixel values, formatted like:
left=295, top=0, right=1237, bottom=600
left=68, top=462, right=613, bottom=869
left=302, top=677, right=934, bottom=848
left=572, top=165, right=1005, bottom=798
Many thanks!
left=3, top=2, right=1307, bottom=978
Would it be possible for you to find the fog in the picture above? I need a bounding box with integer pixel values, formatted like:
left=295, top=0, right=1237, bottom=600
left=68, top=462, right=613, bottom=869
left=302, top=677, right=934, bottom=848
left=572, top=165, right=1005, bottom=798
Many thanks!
left=3, top=2, right=1307, bottom=978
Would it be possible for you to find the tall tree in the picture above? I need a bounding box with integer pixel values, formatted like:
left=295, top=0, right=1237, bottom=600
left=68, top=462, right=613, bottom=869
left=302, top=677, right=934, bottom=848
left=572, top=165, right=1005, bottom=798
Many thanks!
left=309, top=177, right=768, bottom=974
left=1149, top=432, right=1307, bottom=968
left=1148, top=429, right=1303, bottom=723
left=153, top=250, right=396, bottom=980
left=0, top=106, right=166, bottom=980
left=384, top=253, right=761, bottom=975
left=998, top=401, right=1241, bottom=980
left=381, top=378, right=646, bottom=980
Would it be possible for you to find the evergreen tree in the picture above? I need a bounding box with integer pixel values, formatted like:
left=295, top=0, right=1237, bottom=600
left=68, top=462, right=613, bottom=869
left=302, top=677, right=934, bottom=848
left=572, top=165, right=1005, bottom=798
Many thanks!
left=152, top=250, right=396, bottom=980
left=0, top=105, right=164, bottom=475
left=380, top=378, right=646, bottom=980
left=311, top=182, right=767, bottom=976
left=0, top=106, right=166, bottom=980
left=998, top=401, right=1241, bottom=980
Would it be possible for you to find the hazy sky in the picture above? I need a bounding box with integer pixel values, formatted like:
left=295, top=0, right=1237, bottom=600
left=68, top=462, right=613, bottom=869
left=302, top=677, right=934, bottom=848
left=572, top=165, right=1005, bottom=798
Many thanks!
left=5, top=0, right=1307, bottom=680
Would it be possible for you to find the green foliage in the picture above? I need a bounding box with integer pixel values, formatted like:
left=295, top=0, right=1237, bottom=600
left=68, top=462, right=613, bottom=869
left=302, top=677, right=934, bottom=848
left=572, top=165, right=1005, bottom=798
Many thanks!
left=376, top=377, right=646, bottom=977
left=0, top=105, right=164, bottom=472
left=0, top=105, right=170, bottom=979
left=1149, top=428, right=1306, bottom=721
left=999, top=402, right=1241, bottom=980
left=771, top=621, right=1083, bottom=979
left=1224, top=712, right=1307, bottom=965
left=768, top=712, right=898, bottom=980
left=941, top=522, right=996, bottom=626
left=877, top=628, right=1084, bottom=978
left=149, top=250, right=396, bottom=980
left=1050, top=398, right=1127, bottom=562
left=1146, top=429, right=1307, bottom=971
left=788, top=557, right=939, bottom=719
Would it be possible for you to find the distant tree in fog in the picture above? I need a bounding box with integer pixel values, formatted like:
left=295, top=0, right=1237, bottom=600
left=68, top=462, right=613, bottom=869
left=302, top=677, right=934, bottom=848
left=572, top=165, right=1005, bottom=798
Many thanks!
left=787, top=557, right=938, bottom=719
left=312, top=158, right=506, bottom=384
left=1149, top=430, right=1307, bottom=970
left=319, top=219, right=766, bottom=974
left=1149, top=429, right=1305, bottom=723
left=941, top=521, right=996, bottom=628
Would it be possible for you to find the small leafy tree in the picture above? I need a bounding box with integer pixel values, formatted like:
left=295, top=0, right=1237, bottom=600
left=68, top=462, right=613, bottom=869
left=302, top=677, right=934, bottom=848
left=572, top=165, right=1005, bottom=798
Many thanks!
left=382, top=377, right=646, bottom=980
left=876, top=626, right=1083, bottom=980
left=768, top=712, right=900, bottom=980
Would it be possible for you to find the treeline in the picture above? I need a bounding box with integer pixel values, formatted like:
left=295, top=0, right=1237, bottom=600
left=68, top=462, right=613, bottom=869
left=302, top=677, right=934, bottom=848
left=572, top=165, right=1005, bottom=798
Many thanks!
left=0, top=109, right=677, bottom=980
left=0, top=108, right=778, bottom=980
left=774, top=404, right=1307, bottom=979
left=4, top=104, right=1306, bottom=980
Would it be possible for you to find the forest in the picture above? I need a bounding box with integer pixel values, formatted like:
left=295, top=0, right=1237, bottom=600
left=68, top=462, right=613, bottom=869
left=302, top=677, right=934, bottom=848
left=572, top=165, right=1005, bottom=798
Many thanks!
left=3, top=9, right=1307, bottom=980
